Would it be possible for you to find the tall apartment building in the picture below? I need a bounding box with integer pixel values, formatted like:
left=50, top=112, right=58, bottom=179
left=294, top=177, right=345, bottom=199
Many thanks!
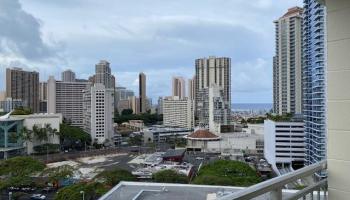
left=129, top=96, right=140, bottom=114
left=83, top=61, right=115, bottom=144
left=172, top=76, right=186, bottom=99
left=47, top=75, right=91, bottom=127
left=273, top=7, right=303, bottom=115
left=115, top=86, right=134, bottom=112
left=303, top=0, right=327, bottom=171
left=163, top=96, right=194, bottom=129
left=94, top=60, right=115, bottom=89
left=195, top=57, right=231, bottom=126
left=264, top=119, right=305, bottom=173
left=197, top=84, right=230, bottom=132
left=61, top=69, right=76, bottom=82
left=157, top=97, right=163, bottom=115
left=139, top=72, right=147, bottom=113
left=83, top=83, right=114, bottom=144
left=6, top=68, right=39, bottom=113
left=39, top=82, right=48, bottom=113
left=188, top=77, right=196, bottom=101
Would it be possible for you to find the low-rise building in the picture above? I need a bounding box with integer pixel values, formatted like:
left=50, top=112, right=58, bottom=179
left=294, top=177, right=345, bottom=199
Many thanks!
left=0, top=112, right=62, bottom=158
left=264, top=119, right=305, bottom=174
left=142, top=126, right=192, bottom=144
left=186, top=129, right=221, bottom=152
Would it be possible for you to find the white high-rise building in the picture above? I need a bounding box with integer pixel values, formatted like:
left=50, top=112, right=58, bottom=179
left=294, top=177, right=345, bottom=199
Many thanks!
left=197, top=84, right=230, bottom=131
left=83, top=83, right=114, bottom=144
left=172, top=76, right=186, bottom=99
left=273, top=7, right=303, bottom=115
left=163, top=96, right=194, bottom=129
left=47, top=76, right=91, bottom=127
left=195, top=57, right=231, bottom=125
left=264, top=119, right=305, bottom=173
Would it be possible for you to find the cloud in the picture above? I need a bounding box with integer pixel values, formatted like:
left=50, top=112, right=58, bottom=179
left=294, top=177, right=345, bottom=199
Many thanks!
left=0, top=0, right=302, bottom=103
left=0, top=0, right=58, bottom=60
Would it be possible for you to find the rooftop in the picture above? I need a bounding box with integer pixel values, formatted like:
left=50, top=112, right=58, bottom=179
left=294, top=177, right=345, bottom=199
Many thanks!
left=187, top=129, right=219, bottom=139
left=99, top=181, right=302, bottom=200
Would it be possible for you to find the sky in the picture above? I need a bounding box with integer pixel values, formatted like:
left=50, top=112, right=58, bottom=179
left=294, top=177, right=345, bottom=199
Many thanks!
left=0, top=0, right=302, bottom=103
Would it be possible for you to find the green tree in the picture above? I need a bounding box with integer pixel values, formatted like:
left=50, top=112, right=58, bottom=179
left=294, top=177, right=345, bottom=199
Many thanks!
left=121, top=109, right=133, bottom=115
left=153, top=170, right=188, bottom=184
left=95, top=168, right=136, bottom=187
left=54, top=182, right=108, bottom=200
left=192, top=160, right=261, bottom=187
left=128, top=135, right=142, bottom=146
left=0, top=156, right=45, bottom=177
left=0, top=157, right=45, bottom=191
left=41, top=165, right=75, bottom=186
left=59, top=123, right=91, bottom=150
left=11, top=107, right=32, bottom=115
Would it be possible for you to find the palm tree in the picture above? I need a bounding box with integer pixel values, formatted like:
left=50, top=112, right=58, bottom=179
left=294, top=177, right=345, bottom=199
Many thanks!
left=44, top=124, right=59, bottom=142
left=32, top=125, right=48, bottom=143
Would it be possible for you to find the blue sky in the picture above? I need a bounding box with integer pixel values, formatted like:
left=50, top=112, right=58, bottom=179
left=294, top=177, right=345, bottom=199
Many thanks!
left=0, top=0, right=302, bottom=103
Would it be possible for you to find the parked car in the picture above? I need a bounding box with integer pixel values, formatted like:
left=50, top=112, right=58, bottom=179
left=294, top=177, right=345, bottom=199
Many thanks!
left=42, top=187, right=54, bottom=193
left=30, top=194, right=46, bottom=200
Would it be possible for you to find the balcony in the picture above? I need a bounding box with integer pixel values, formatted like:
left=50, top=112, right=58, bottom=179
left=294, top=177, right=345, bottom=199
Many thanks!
left=218, top=160, right=327, bottom=200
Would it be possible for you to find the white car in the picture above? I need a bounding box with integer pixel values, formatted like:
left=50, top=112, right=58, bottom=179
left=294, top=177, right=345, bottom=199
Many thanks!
left=30, top=194, right=46, bottom=200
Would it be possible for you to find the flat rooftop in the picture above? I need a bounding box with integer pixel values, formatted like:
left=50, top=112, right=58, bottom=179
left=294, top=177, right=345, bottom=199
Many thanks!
left=99, top=182, right=244, bottom=200
left=99, top=182, right=302, bottom=200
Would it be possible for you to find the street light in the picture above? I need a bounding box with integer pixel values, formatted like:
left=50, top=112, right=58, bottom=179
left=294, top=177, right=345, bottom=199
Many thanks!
left=80, top=190, right=85, bottom=200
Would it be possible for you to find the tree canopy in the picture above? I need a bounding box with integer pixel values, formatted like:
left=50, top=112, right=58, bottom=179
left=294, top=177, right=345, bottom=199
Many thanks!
left=95, top=168, right=136, bottom=187
left=59, top=123, right=91, bottom=150
left=11, top=107, right=32, bottom=115
left=192, top=160, right=261, bottom=187
left=54, top=182, right=107, bottom=200
left=0, top=157, right=45, bottom=190
left=114, top=112, right=163, bottom=125
left=0, top=156, right=45, bottom=177
left=153, top=169, right=188, bottom=184
left=41, top=165, right=75, bottom=184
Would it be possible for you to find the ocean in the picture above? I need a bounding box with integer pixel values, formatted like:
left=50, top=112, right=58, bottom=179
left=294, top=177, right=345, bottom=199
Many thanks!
left=232, top=103, right=272, bottom=111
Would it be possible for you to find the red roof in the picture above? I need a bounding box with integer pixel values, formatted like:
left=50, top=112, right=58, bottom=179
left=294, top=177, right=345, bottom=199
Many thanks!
left=188, top=129, right=219, bottom=139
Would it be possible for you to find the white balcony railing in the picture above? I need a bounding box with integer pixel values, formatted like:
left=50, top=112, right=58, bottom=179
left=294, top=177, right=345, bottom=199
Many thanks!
left=218, top=160, right=327, bottom=200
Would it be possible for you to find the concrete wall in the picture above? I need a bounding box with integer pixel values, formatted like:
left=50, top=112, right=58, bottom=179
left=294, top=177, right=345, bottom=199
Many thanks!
left=326, top=0, right=350, bottom=198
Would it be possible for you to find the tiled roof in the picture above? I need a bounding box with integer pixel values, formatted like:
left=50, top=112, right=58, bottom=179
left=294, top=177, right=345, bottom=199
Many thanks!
left=188, top=129, right=219, bottom=139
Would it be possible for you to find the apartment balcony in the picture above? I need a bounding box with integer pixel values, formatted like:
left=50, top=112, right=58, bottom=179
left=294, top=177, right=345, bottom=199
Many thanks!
left=218, top=161, right=327, bottom=200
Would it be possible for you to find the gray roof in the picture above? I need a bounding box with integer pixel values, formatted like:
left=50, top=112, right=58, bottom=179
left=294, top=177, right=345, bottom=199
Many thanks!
left=99, top=182, right=302, bottom=200
left=162, top=149, right=186, bottom=158
left=99, top=182, right=243, bottom=200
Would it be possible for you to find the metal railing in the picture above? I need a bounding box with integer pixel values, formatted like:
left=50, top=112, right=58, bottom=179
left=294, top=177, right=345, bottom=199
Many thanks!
left=218, top=160, right=327, bottom=200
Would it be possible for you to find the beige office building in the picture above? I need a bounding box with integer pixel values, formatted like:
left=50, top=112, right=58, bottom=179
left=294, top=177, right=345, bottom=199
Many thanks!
left=139, top=72, right=147, bottom=113
left=172, top=76, right=186, bottom=99
left=6, top=68, right=39, bottom=113
left=273, top=7, right=303, bottom=115
left=188, top=77, right=196, bottom=101
left=163, top=96, right=194, bottom=129
left=61, top=69, right=76, bottom=82
left=47, top=75, right=91, bottom=127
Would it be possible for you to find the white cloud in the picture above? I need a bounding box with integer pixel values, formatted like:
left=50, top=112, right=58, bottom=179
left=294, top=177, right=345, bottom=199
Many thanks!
left=0, top=0, right=303, bottom=103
